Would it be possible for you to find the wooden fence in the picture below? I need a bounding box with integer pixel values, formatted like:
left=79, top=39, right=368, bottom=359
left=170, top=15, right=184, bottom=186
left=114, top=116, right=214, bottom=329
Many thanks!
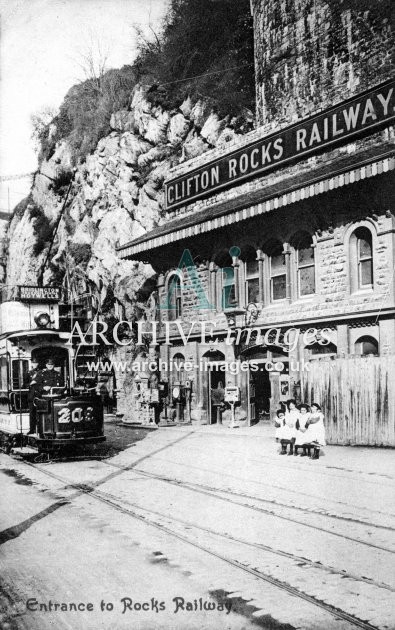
left=301, top=355, right=395, bottom=446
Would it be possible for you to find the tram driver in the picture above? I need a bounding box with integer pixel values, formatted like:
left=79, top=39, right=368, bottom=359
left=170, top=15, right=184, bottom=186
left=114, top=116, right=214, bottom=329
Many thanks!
left=39, top=358, right=63, bottom=393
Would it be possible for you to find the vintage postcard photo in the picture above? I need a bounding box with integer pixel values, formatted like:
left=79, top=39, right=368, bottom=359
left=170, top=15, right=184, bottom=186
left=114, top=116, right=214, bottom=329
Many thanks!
left=0, top=0, right=394, bottom=628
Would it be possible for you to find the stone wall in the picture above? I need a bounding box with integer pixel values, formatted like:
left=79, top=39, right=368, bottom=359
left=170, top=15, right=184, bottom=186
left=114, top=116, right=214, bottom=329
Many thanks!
left=158, top=204, right=395, bottom=343
left=251, top=0, right=394, bottom=127
left=158, top=263, right=213, bottom=325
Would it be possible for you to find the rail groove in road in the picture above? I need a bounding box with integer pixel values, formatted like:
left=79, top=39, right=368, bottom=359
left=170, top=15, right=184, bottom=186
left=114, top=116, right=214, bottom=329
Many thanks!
left=1, top=456, right=392, bottom=630
left=4, top=460, right=394, bottom=590
left=31, top=451, right=394, bottom=532
left=18, top=454, right=395, bottom=552
left=145, top=450, right=395, bottom=520
left=90, top=483, right=395, bottom=594
left=102, top=461, right=395, bottom=533
left=184, top=436, right=395, bottom=487
left=128, top=470, right=395, bottom=554
left=68, top=482, right=386, bottom=630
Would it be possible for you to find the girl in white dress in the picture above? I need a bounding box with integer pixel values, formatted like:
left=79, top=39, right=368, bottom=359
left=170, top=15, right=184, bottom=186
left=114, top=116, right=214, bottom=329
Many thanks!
left=303, top=402, right=326, bottom=460
left=294, top=403, right=310, bottom=456
left=280, top=399, right=299, bottom=455
left=274, top=409, right=285, bottom=441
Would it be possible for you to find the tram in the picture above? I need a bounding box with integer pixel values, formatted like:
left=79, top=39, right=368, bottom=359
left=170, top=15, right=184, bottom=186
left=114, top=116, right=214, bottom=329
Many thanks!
left=0, top=285, right=105, bottom=455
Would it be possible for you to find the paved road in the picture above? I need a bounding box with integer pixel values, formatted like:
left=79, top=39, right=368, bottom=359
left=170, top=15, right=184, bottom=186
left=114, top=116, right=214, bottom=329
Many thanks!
left=0, top=423, right=394, bottom=630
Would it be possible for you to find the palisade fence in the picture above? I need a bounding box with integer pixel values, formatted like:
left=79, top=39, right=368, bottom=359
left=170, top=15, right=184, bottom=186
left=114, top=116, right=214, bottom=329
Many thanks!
left=301, top=356, right=395, bottom=446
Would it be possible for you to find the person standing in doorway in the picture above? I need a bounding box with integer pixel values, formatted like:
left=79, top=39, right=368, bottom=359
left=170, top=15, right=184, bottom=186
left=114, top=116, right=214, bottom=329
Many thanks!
left=26, top=359, right=42, bottom=434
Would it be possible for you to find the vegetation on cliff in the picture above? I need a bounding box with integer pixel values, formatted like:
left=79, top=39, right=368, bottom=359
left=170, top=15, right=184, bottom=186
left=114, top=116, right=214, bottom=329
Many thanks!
left=8, top=0, right=254, bottom=332
left=135, top=0, right=254, bottom=116
left=36, top=0, right=254, bottom=165
left=37, top=66, right=138, bottom=164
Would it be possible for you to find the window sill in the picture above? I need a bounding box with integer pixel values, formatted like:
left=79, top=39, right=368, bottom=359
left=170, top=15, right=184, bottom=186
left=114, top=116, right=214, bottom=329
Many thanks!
left=291, top=295, right=316, bottom=304
left=350, top=287, right=374, bottom=296
left=266, top=299, right=289, bottom=308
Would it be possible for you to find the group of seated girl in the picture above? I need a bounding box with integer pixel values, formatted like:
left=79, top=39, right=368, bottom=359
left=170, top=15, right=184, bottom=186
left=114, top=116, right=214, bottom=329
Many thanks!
left=274, top=399, right=326, bottom=460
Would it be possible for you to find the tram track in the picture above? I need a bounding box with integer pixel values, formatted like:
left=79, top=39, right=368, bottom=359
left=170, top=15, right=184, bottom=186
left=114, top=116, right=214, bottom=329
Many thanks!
left=22, top=462, right=386, bottom=630
left=144, top=453, right=395, bottom=520
left=85, top=490, right=388, bottom=630
left=8, top=439, right=395, bottom=554
left=12, top=451, right=395, bottom=555
left=4, top=457, right=395, bottom=619
left=24, top=451, right=395, bottom=540
left=186, top=436, right=395, bottom=486
left=158, top=439, right=395, bottom=493
left=87, top=483, right=395, bottom=593
left=25, top=444, right=395, bottom=530
left=3, top=447, right=394, bottom=630
left=102, top=460, right=395, bottom=533
left=1, top=458, right=385, bottom=630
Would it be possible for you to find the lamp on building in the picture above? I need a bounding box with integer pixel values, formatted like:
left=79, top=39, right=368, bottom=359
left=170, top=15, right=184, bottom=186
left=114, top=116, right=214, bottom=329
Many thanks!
left=244, top=302, right=260, bottom=326
left=134, top=373, right=141, bottom=397
left=223, top=307, right=245, bottom=329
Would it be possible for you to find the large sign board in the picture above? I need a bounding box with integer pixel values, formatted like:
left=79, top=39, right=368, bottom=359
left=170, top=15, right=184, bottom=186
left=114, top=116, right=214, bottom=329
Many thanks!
left=165, top=78, right=395, bottom=210
left=18, top=286, right=61, bottom=302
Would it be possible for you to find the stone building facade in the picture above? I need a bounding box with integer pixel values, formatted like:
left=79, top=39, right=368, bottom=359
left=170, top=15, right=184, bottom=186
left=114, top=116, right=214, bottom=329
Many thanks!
left=253, top=0, right=394, bottom=127
left=119, top=1, right=395, bottom=444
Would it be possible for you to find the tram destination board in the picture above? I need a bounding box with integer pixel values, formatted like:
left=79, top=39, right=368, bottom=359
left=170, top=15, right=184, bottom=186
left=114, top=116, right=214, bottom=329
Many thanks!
left=18, top=285, right=61, bottom=302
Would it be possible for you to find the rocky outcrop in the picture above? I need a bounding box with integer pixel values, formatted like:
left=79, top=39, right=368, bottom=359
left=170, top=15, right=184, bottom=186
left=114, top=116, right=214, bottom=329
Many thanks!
left=5, top=83, right=250, bottom=420
left=7, top=85, right=246, bottom=308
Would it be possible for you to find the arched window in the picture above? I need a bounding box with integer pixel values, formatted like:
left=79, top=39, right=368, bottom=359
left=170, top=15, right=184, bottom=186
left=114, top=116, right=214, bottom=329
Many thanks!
left=269, top=241, right=286, bottom=301
left=292, top=232, right=315, bottom=297
left=355, top=336, right=378, bottom=356
left=167, top=273, right=182, bottom=321
left=350, top=227, right=373, bottom=292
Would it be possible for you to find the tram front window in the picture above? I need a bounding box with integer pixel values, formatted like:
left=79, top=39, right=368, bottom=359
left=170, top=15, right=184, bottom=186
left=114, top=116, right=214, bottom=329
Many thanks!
left=10, top=359, right=29, bottom=411
left=31, top=347, right=69, bottom=388
left=12, top=359, right=29, bottom=390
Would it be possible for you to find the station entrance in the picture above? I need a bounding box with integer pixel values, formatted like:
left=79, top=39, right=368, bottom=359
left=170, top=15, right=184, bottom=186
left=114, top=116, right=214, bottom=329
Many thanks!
left=243, top=346, right=289, bottom=425
left=248, top=364, right=271, bottom=424
left=203, top=350, right=226, bottom=424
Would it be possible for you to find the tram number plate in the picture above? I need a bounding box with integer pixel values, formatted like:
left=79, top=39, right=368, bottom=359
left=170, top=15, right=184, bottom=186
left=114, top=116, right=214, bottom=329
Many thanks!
left=58, top=407, right=94, bottom=423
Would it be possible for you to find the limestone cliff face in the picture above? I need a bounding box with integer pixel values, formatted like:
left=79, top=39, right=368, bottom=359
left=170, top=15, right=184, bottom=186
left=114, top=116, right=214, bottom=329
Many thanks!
left=6, top=85, right=245, bottom=316
left=5, top=84, right=248, bottom=419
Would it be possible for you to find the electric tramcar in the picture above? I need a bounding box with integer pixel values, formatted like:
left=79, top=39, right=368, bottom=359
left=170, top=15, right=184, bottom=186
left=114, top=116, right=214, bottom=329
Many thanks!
left=0, top=286, right=105, bottom=455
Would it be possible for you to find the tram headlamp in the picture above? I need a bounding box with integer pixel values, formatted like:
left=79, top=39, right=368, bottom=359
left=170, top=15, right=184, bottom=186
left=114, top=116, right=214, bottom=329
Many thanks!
left=34, top=312, right=51, bottom=328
